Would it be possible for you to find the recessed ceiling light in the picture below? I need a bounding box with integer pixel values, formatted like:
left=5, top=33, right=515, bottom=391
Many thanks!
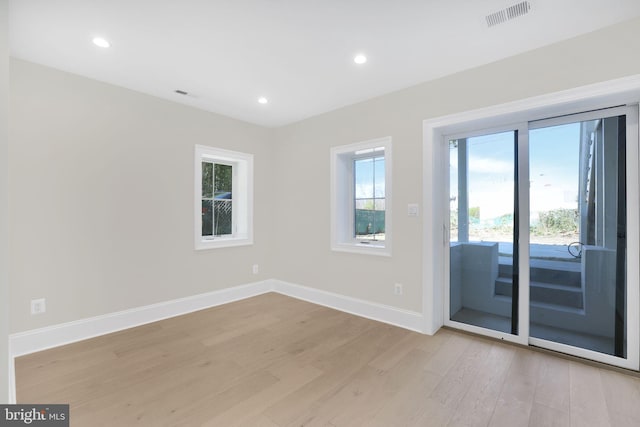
left=92, top=37, right=111, bottom=48
left=258, top=97, right=268, bottom=105
left=354, top=54, right=367, bottom=64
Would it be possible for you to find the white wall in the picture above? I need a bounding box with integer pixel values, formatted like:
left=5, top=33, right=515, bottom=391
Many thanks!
left=0, top=0, right=9, bottom=403
left=273, top=17, right=640, bottom=313
left=7, top=16, right=640, bottom=337
left=9, top=59, right=275, bottom=333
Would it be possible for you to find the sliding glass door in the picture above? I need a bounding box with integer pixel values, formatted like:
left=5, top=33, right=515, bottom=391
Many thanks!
left=445, top=106, right=639, bottom=368
left=447, top=128, right=524, bottom=341
left=528, top=109, right=633, bottom=362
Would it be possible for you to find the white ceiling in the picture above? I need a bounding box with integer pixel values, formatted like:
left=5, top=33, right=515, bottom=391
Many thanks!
left=9, top=0, right=640, bottom=127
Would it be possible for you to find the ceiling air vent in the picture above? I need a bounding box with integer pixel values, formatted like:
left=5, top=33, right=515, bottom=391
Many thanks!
left=486, top=10, right=508, bottom=27
left=486, top=1, right=531, bottom=28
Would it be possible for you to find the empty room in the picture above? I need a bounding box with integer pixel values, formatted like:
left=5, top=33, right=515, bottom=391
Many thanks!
left=2, top=1, right=640, bottom=426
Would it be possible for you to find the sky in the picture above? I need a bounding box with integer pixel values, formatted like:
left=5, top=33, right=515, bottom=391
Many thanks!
left=355, top=156, right=385, bottom=201
left=450, top=122, right=582, bottom=222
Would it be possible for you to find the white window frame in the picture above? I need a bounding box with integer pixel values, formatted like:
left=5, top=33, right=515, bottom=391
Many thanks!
left=330, top=136, right=392, bottom=256
left=194, top=145, right=253, bottom=250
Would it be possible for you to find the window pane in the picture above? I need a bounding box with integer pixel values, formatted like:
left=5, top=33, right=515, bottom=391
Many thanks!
left=372, top=214, right=385, bottom=234
left=449, top=140, right=459, bottom=243
left=529, top=116, right=626, bottom=358
left=355, top=158, right=374, bottom=198
left=214, top=164, right=232, bottom=199
left=449, top=132, right=516, bottom=335
left=355, top=206, right=375, bottom=235
left=355, top=154, right=386, bottom=240
left=202, top=162, right=213, bottom=198
left=214, top=200, right=232, bottom=236
left=202, top=200, right=213, bottom=236
left=374, top=157, right=385, bottom=197
left=355, top=198, right=385, bottom=238
left=355, top=199, right=374, bottom=210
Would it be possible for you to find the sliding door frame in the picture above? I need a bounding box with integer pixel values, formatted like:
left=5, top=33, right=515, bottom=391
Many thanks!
left=440, top=104, right=639, bottom=370
left=443, top=123, right=530, bottom=346
left=526, top=105, right=639, bottom=370
left=423, top=76, right=640, bottom=371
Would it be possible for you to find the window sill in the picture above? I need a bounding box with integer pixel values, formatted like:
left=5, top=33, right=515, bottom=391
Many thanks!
left=331, top=242, right=391, bottom=257
left=195, top=236, right=253, bottom=250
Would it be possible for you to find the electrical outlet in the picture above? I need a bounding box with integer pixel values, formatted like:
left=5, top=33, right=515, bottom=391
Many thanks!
left=252, top=264, right=259, bottom=275
left=394, top=283, right=403, bottom=296
left=31, top=298, right=46, bottom=315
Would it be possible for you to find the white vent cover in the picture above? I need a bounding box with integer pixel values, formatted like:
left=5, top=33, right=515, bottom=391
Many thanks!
left=486, top=1, right=531, bottom=28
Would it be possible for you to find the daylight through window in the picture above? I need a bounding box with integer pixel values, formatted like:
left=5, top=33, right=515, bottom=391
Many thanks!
left=201, top=162, right=233, bottom=237
left=354, top=148, right=385, bottom=242
left=330, top=137, right=392, bottom=256
left=195, top=145, right=253, bottom=250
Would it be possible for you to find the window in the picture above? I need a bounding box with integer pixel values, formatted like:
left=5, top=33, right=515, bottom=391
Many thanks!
left=331, top=137, right=392, bottom=256
left=354, top=148, right=386, bottom=242
left=194, top=145, right=253, bottom=250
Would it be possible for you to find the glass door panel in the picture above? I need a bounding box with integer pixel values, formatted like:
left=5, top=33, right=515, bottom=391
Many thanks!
left=448, top=131, right=517, bottom=335
left=529, top=114, right=627, bottom=358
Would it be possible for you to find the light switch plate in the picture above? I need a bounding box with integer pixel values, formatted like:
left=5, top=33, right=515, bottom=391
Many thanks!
left=408, top=203, right=419, bottom=216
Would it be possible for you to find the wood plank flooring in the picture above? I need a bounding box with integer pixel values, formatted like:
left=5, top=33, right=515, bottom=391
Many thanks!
left=15, top=293, right=640, bottom=426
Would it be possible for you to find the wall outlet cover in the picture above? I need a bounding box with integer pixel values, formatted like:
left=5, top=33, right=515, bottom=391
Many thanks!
left=394, top=283, right=403, bottom=295
left=31, top=298, right=46, bottom=315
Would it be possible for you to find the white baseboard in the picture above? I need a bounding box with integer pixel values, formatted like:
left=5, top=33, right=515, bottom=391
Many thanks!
left=272, top=279, right=424, bottom=333
left=9, top=280, right=272, bottom=359
left=10, top=279, right=424, bottom=359
left=8, top=278, right=424, bottom=403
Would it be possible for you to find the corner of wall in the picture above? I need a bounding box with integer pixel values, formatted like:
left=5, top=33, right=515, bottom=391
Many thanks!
left=1, top=0, right=11, bottom=405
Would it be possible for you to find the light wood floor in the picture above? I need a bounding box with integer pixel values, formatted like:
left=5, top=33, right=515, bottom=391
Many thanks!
left=15, top=293, right=640, bottom=426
